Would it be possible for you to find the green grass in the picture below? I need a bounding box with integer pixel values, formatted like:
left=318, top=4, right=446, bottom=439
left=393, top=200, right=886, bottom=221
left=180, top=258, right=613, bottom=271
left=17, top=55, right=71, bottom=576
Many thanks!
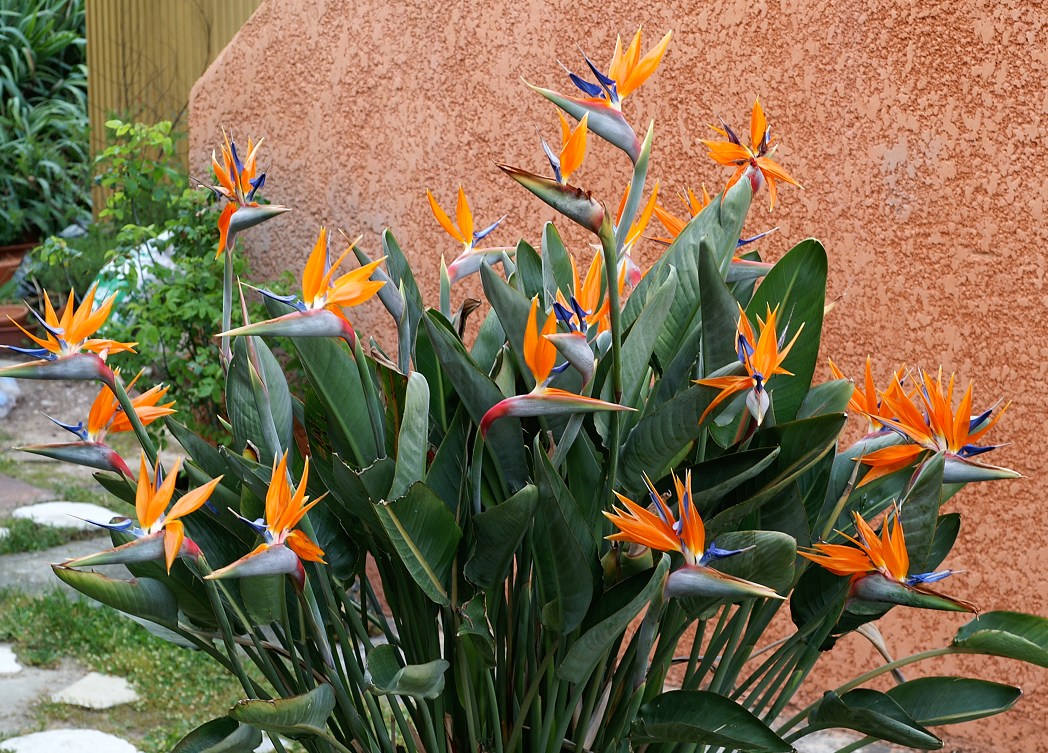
left=0, top=588, right=248, bottom=752
left=0, top=517, right=102, bottom=555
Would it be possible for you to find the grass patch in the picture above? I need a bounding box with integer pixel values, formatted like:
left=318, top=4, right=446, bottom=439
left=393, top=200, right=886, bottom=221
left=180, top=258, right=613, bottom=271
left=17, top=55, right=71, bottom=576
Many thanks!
left=0, top=588, right=247, bottom=752
left=0, top=517, right=103, bottom=555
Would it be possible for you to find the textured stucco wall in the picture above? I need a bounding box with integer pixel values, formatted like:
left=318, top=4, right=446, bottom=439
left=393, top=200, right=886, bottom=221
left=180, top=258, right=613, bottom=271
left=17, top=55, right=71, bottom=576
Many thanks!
left=189, top=0, right=1048, bottom=748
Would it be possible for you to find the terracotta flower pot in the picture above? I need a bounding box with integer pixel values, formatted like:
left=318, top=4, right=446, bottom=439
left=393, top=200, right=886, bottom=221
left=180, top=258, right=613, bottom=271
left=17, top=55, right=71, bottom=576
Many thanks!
left=0, top=303, right=30, bottom=348
left=0, top=241, right=35, bottom=288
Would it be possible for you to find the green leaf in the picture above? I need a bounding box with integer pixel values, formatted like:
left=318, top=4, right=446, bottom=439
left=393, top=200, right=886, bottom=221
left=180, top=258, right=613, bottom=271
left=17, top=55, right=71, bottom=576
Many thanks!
left=745, top=238, right=827, bottom=423
left=170, top=717, right=262, bottom=753
left=465, top=484, right=538, bottom=588
left=683, top=447, right=781, bottom=516
left=229, top=684, right=335, bottom=739
left=807, top=689, right=940, bottom=748
left=797, top=379, right=854, bottom=420
left=166, top=419, right=239, bottom=492
left=470, top=308, right=506, bottom=376
left=226, top=336, right=293, bottom=461
left=375, top=482, right=462, bottom=605
left=425, top=404, right=471, bottom=514
left=559, top=555, right=670, bottom=683
left=481, top=262, right=534, bottom=388
left=422, top=310, right=528, bottom=493
left=926, top=513, right=960, bottom=571
left=622, top=180, right=752, bottom=369
left=515, top=238, right=543, bottom=300
left=541, top=222, right=574, bottom=302
left=899, top=452, right=945, bottom=574
left=51, top=568, right=178, bottom=626
left=707, top=414, right=847, bottom=538
left=366, top=643, right=449, bottom=699
left=264, top=298, right=377, bottom=467
left=533, top=448, right=598, bottom=635
left=886, top=677, right=1022, bottom=726
left=631, top=690, right=790, bottom=752
left=953, top=611, right=1048, bottom=667
left=327, top=456, right=395, bottom=547
left=698, top=237, right=741, bottom=375
left=389, top=371, right=430, bottom=500
left=619, top=367, right=745, bottom=492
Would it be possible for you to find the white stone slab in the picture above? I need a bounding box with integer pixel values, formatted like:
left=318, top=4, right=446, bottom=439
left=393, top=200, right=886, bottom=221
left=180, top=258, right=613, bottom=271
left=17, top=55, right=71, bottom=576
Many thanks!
left=256, top=734, right=276, bottom=752
left=11, top=502, right=122, bottom=531
left=51, top=671, right=139, bottom=709
left=0, top=729, right=139, bottom=753
left=0, top=644, right=20, bottom=674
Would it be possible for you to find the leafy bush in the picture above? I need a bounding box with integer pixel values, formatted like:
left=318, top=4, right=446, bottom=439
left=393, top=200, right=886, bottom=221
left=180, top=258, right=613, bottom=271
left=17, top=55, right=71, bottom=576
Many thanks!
left=4, top=27, right=1042, bottom=753
left=0, top=0, right=90, bottom=245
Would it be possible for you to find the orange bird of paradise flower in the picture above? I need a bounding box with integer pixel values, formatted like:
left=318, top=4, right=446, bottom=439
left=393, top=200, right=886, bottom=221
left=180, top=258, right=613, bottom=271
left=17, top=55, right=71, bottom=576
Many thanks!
left=696, top=303, right=803, bottom=426
left=800, top=509, right=975, bottom=612
left=480, top=297, right=631, bottom=437
left=221, top=228, right=386, bottom=346
left=207, top=451, right=325, bottom=586
left=702, top=97, right=801, bottom=210
left=827, top=357, right=909, bottom=435
left=856, top=369, right=1018, bottom=487
left=540, top=112, right=590, bottom=186
left=62, top=453, right=222, bottom=573
left=7, top=285, right=136, bottom=362
left=605, top=471, right=783, bottom=601
left=427, top=187, right=514, bottom=284
left=207, top=132, right=290, bottom=258
left=26, top=369, right=176, bottom=476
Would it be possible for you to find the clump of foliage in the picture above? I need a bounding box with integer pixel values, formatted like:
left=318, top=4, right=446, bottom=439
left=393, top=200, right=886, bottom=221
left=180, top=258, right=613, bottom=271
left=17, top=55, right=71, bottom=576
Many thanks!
left=0, top=0, right=90, bottom=245
left=4, top=26, right=1042, bottom=753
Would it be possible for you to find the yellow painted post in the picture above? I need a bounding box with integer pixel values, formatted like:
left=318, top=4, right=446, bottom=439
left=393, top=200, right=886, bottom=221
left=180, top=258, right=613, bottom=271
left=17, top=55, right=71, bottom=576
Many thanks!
left=85, top=0, right=263, bottom=216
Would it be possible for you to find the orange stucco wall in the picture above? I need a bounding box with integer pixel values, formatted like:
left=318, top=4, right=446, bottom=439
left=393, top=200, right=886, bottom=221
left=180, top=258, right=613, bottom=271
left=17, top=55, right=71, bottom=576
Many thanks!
left=189, top=0, right=1048, bottom=749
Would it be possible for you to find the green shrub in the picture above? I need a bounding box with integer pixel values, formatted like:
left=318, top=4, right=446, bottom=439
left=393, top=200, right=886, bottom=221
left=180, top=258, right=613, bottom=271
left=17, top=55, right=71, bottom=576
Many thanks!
left=0, top=0, right=89, bottom=245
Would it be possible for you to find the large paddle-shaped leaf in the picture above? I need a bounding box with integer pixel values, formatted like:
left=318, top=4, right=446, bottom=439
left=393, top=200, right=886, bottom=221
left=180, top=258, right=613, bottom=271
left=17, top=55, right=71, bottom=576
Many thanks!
left=230, top=684, right=335, bottom=739
left=631, top=690, right=790, bottom=752
left=226, top=335, right=293, bottom=461
left=375, top=481, right=462, bottom=606
left=953, top=611, right=1048, bottom=667
left=170, top=717, right=262, bottom=753
left=422, top=310, right=528, bottom=493
left=465, top=484, right=538, bottom=588
left=559, top=555, right=669, bottom=683
left=898, top=452, right=945, bottom=574
left=389, top=371, right=430, bottom=500
left=52, top=568, right=178, bottom=626
left=745, top=238, right=827, bottom=423
left=806, top=689, right=940, bottom=748
left=366, top=643, right=449, bottom=699
left=264, top=298, right=377, bottom=467
left=679, top=531, right=795, bottom=618
left=886, top=677, right=1022, bottom=726
left=622, top=180, right=752, bottom=368
left=541, top=222, right=574, bottom=302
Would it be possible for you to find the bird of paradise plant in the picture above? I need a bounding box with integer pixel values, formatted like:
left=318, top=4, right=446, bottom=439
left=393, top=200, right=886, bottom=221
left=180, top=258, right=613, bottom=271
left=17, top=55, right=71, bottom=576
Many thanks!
left=801, top=509, right=975, bottom=612
left=62, top=454, right=222, bottom=573
left=480, top=297, right=630, bottom=436
left=697, top=303, right=803, bottom=426
left=703, top=97, right=801, bottom=209
left=37, top=31, right=1043, bottom=753
left=857, top=369, right=1017, bottom=486
left=828, top=357, right=909, bottom=435
left=427, top=188, right=514, bottom=284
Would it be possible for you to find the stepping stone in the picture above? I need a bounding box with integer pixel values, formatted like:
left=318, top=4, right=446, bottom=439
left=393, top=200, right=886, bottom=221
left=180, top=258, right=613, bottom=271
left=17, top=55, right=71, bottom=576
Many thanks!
left=0, top=728, right=139, bottom=752
left=51, top=671, right=139, bottom=709
left=0, top=644, right=21, bottom=674
left=0, top=473, right=50, bottom=514
left=0, top=539, right=133, bottom=598
left=12, top=502, right=123, bottom=531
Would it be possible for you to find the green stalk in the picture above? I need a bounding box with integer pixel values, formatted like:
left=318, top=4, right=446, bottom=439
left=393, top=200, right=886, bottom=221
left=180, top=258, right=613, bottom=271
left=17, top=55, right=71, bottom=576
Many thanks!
left=744, top=642, right=801, bottom=712
left=597, top=217, right=622, bottom=506
left=417, top=700, right=442, bottom=753
left=456, top=628, right=481, bottom=753
left=536, top=673, right=563, bottom=753
left=708, top=601, right=751, bottom=695
left=199, top=566, right=254, bottom=697
left=776, top=647, right=956, bottom=735
left=732, top=635, right=799, bottom=702
left=353, top=334, right=387, bottom=457
left=485, top=665, right=506, bottom=753
left=507, top=637, right=560, bottom=753
left=221, top=241, right=234, bottom=367
left=684, top=606, right=732, bottom=690
left=280, top=591, right=309, bottom=689
left=682, top=619, right=707, bottom=687
left=110, top=375, right=158, bottom=467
